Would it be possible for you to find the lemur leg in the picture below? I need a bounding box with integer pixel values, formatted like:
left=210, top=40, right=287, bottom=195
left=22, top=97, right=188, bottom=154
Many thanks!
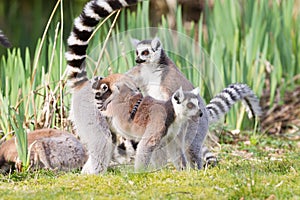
left=135, top=134, right=163, bottom=171
left=134, top=108, right=166, bottom=171
left=72, top=82, right=113, bottom=174
left=185, top=98, right=209, bottom=170
left=169, top=140, right=187, bottom=170
left=168, top=126, right=188, bottom=170
left=184, top=120, right=203, bottom=169
left=150, top=144, right=168, bottom=169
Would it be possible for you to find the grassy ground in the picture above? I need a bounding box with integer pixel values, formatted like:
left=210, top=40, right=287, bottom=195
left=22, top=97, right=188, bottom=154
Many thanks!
left=1, top=134, right=299, bottom=200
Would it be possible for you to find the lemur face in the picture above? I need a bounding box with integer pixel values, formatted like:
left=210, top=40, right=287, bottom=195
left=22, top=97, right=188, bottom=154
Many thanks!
left=93, top=81, right=111, bottom=111
left=135, top=37, right=162, bottom=64
left=92, top=74, right=140, bottom=111
left=172, top=87, right=203, bottom=121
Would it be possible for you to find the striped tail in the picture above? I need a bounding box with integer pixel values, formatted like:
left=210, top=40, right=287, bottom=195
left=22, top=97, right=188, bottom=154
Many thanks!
left=65, top=0, right=142, bottom=89
left=0, top=30, right=11, bottom=48
left=206, top=83, right=262, bottom=124
left=202, top=146, right=217, bottom=167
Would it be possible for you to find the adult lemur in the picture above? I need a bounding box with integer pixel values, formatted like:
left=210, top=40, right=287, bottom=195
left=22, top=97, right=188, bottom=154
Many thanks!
left=65, top=0, right=144, bottom=174
left=126, top=37, right=262, bottom=166
left=92, top=73, right=204, bottom=171
left=0, top=129, right=87, bottom=173
left=65, top=0, right=261, bottom=172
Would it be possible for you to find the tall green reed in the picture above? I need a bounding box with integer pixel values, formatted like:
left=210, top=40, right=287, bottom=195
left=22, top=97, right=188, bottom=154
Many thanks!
left=203, top=0, right=299, bottom=130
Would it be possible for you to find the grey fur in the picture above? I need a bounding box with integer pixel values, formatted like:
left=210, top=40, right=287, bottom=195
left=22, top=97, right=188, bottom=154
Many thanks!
left=127, top=37, right=261, bottom=168
left=65, top=0, right=142, bottom=174
left=0, top=129, right=87, bottom=173
left=70, top=81, right=113, bottom=174
left=127, top=38, right=208, bottom=169
left=93, top=77, right=203, bottom=171
left=207, top=83, right=262, bottom=123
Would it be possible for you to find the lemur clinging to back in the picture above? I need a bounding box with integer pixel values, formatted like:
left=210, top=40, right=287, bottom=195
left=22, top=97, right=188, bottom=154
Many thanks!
left=92, top=73, right=204, bottom=171
left=126, top=37, right=262, bottom=166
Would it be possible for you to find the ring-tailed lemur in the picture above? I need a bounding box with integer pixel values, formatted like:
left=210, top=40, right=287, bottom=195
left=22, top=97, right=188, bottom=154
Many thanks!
left=92, top=73, right=204, bottom=171
left=0, top=30, right=11, bottom=48
left=0, top=129, right=87, bottom=173
left=97, top=82, right=262, bottom=167
left=125, top=37, right=262, bottom=167
left=65, top=0, right=143, bottom=174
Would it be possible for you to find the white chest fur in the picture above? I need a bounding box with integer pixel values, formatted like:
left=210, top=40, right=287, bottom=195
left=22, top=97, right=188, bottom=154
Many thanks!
left=140, top=65, right=165, bottom=100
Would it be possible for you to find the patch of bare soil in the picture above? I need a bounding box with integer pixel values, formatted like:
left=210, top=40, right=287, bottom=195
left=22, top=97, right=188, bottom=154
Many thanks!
left=260, top=72, right=300, bottom=136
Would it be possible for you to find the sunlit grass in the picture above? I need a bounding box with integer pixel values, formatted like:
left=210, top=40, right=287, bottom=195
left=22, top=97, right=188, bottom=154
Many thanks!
left=0, top=136, right=299, bottom=199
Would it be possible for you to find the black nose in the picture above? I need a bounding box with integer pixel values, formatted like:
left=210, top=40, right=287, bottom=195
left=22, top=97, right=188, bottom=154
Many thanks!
left=199, top=110, right=203, bottom=117
left=136, top=57, right=146, bottom=64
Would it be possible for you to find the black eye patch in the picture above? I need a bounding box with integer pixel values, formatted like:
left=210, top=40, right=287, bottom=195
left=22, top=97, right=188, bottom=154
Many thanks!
left=142, top=50, right=149, bottom=56
left=101, top=84, right=108, bottom=91
left=95, top=92, right=102, bottom=100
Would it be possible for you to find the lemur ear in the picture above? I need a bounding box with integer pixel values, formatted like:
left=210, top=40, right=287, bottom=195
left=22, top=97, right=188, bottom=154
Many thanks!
left=191, top=87, right=200, bottom=95
left=173, top=87, right=184, bottom=104
left=151, top=37, right=162, bottom=51
left=131, top=38, right=140, bottom=47
left=91, top=76, right=104, bottom=89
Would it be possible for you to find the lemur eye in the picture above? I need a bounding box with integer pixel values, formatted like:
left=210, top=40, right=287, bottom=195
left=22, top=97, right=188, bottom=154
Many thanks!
left=187, top=102, right=195, bottom=109
left=101, top=84, right=108, bottom=92
left=142, top=50, right=149, bottom=56
left=136, top=50, right=138, bottom=55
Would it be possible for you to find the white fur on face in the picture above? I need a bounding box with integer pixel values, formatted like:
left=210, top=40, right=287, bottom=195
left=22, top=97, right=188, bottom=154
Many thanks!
left=172, top=95, right=200, bottom=120
left=184, top=98, right=200, bottom=117
left=136, top=43, right=161, bottom=64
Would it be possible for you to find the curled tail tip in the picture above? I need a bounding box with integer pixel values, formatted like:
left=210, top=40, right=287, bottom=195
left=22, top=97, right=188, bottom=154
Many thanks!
left=207, top=83, right=263, bottom=123
left=243, top=94, right=263, bottom=119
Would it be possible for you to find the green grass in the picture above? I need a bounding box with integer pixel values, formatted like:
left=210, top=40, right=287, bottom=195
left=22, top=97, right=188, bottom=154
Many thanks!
left=0, top=136, right=299, bottom=199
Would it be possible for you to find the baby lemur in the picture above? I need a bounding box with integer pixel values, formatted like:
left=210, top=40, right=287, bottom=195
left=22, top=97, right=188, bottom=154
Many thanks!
left=92, top=73, right=204, bottom=171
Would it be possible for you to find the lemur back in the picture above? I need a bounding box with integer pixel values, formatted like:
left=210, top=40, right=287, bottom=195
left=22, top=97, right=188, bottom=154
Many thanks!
left=65, top=0, right=142, bottom=174
left=92, top=73, right=204, bottom=171
left=0, top=129, right=87, bottom=173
